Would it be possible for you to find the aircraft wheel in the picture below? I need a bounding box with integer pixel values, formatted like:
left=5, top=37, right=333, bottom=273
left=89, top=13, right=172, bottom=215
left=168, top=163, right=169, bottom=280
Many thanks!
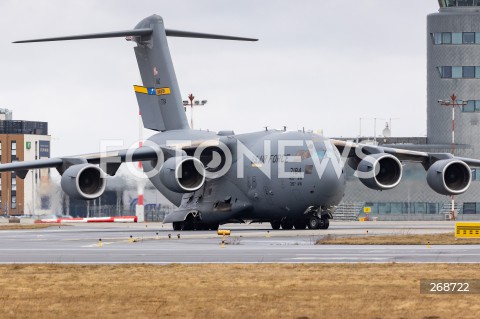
left=195, top=223, right=208, bottom=231
left=307, top=216, right=320, bottom=230
left=172, top=222, right=182, bottom=231
left=270, top=221, right=281, bottom=230
left=293, top=220, right=307, bottom=230
left=281, top=220, right=293, bottom=230
left=321, top=217, right=330, bottom=229
left=182, top=220, right=194, bottom=231
left=209, top=223, right=219, bottom=231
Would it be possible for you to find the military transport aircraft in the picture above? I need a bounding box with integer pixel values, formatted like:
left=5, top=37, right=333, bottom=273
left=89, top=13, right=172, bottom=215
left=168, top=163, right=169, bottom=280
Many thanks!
left=1, top=15, right=478, bottom=231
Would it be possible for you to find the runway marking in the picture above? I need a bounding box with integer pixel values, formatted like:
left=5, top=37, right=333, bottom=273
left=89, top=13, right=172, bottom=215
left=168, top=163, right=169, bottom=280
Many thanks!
left=82, top=242, right=115, bottom=247
left=1, top=261, right=480, bottom=265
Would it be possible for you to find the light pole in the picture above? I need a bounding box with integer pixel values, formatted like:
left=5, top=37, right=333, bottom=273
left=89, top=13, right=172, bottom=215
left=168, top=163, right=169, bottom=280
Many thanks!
left=136, top=108, right=145, bottom=222
left=183, top=94, right=207, bottom=129
left=437, top=93, right=468, bottom=221
left=437, top=94, right=468, bottom=155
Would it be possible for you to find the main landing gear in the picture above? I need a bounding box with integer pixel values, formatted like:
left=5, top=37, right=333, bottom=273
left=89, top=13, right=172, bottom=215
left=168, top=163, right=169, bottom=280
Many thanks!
left=270, top=215, right=328, bottom=230
left=307, top=215, right=329, bottom=230
left=270, top=220, right=281, bottom=230
left=270, top=218, right=295, bottom=230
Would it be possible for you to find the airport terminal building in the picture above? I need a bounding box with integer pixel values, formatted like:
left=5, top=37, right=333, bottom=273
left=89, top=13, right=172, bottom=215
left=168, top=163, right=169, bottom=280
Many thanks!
left=336, top=0, right=480, bottom=220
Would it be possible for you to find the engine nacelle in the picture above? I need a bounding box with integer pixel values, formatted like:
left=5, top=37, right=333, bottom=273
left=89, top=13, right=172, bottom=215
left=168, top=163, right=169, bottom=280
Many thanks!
left=159, top=156, right=206, bottom=193
left=356, top=153, right=402, bottom=190
left=427, top=159, right=471, bottom=195
left=60, top=164, right=107, bottom=200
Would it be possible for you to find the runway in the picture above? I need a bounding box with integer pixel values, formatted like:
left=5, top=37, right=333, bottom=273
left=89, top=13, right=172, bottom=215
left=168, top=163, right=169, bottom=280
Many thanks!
left=0, top=221, right=477, bottom=264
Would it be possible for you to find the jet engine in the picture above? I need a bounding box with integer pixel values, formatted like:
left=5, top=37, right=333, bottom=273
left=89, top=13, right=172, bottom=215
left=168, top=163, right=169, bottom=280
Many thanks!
left=426, top=159, right=471, bottom=195
left=356, top=153, right=402, bottom=190
left=159, top=156, right=206, bottom=193
left=60, top=164, right=107, bottom=200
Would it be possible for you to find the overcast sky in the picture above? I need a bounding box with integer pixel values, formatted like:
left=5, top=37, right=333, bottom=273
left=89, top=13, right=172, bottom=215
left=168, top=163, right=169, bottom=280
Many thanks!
left=0, top=0, right=440, bottom=157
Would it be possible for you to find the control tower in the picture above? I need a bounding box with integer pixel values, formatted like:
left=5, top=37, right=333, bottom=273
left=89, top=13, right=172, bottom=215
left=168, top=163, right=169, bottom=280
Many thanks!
left=428, top=0, right=480, bottom=158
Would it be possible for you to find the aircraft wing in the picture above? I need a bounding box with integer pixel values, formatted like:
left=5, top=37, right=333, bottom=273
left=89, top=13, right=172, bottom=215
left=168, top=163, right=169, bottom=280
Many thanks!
left=0, top=145, right=179, bottom=179
left=330, top=139, right=480, bottom=168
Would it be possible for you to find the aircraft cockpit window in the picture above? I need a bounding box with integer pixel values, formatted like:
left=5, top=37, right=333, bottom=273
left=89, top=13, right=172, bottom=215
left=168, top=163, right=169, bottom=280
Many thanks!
left=296, top=150, right=310, bottom=159
left=296, top=150, right=326, bottom=160
left=316, top=150, right=326, bottom=159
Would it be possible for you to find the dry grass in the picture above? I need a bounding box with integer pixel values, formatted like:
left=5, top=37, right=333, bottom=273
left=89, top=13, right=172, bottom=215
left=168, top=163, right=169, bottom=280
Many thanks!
left=0, top=264, right=479, bottom=319
left=317, top=232, right=480, bottom=245
left=0, top=224, right=57, bottom=230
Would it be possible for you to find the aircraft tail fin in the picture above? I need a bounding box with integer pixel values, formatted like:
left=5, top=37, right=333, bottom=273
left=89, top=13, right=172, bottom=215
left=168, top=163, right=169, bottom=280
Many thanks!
left=14, top=14, right=257, bottom=132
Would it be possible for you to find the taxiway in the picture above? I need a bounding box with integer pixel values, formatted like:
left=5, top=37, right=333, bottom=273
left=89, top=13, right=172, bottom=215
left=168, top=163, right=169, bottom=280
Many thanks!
left=0, top=221, right=476, bottom=264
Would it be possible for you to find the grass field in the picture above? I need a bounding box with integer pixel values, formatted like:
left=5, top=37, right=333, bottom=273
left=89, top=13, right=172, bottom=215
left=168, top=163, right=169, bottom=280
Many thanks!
left=1, top=264, right=479, bottom=319
left=0, top=224, right=57, bottom=230
left=316, top=232, right=480, bottom=245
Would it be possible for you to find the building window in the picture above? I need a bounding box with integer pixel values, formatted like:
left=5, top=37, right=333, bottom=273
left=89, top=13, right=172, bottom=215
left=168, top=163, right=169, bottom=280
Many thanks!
left=378, top=203, right=390, bottom=214
left=463, top=100, right=476, bottom=112
left=432, top=31, right=480, bottom=44
left=463, top=202, right=477, bottom=214
left=11, top=193, right=16, bottom=209
left=427, top=203, right=439, bottom=214
left=452, top=66, right=462, bottom=78
left=463, top=66, right=475, bottom=78
left=11, top=173, right=16, bottom=191
left=415, top=203, right=427, bottom=214
left=442, top=32, right=452, bottom=44
left=461, top=100, right=480, bottom=112
left=11, top=141, right=16, bottom=162
left=472, top=169, right=480, bottom=180
left=390, top=203, right=403, bottom=214
left=452, top=32, right=462, bottom=44
left=463, top=32, right=475, bottom=44
left=41, top=196, right=50, bottom=210
left=438, top=66, right=452, bottom=78
left=476, top=33, right=480, bottom=44
left=439, top=0, right=480, bottom=7
left=473, top=101, right=480, bottom=112
left=438, top=66, right=480, bottom=78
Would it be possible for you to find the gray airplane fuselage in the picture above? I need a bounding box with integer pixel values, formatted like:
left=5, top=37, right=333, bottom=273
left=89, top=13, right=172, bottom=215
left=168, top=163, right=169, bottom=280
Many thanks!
left=144, top=129, right=346, bottom=225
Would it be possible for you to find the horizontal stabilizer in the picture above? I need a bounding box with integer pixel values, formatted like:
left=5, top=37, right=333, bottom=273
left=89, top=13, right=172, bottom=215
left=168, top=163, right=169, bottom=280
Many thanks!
left=13, top=28, right=153, bottom=43
left=14, top=28, right=257, bottom=44
left=165, top=29, right=258, bottom=41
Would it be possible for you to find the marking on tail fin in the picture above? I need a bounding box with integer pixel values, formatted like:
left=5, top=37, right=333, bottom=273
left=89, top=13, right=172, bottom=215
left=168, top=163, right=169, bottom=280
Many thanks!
left=134, top=85, right=171, bottom=96
left=155, top=88, right=171, bottom=95
left=134, top=85, right=148, bottom=94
